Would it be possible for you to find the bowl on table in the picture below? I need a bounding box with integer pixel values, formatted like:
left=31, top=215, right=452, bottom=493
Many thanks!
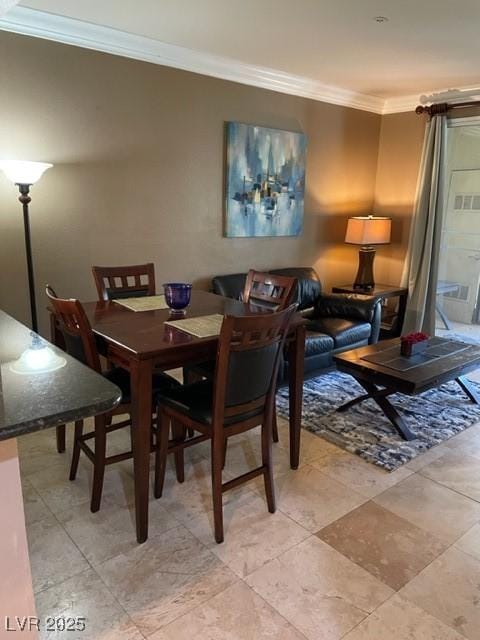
left=163, top=283, right=192, bottom=313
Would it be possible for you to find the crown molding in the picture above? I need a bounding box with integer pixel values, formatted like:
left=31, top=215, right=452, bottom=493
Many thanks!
left=5, top=6, right=470, bottom=116
left=381, top=94, right=421, bottom=114
left=382, top=87, right=480, bottom=114
left=0, top=6, right=387, bottom=113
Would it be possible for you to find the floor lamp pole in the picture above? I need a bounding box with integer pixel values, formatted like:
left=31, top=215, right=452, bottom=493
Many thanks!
left=17, top=184, right=38, bottom=334
left=1, top=161, right=52, bottom=334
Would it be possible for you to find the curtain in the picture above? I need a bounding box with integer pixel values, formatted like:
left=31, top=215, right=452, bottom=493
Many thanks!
left=401, top=114, right=447, bottom=334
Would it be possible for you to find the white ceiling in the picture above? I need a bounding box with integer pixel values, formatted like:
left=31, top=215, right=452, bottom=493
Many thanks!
left=3, top=0, right=480, bottom=113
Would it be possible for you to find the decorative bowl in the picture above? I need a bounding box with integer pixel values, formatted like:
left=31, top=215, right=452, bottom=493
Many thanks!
left=163, top=283, right=192, bottom=311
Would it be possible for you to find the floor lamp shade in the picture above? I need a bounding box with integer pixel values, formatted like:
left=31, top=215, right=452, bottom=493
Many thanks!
left=0, top=160, right=53, bottom=333
left=0, top=160, right=52, bottom=185
left=345, top=216, right=391, bottom=290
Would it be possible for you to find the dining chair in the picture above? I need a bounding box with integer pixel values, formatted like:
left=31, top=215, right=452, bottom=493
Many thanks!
left=46, top=285, right=178, bottom=512
left=184, top=270, right=297, bottom=444
left=54, top=263, right=156, bottom=454
left=155, top=304, right=297, bottom=543
left=92, top=263, right=156, bottom=301
left=242, top=269, right=297, bottom=310
left=92, top=263, right=194, bottom=440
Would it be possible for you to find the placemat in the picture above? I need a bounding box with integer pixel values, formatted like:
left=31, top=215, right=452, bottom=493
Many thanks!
left=165, top=314, right=224, bottom=338
left=114, top=295, right=170, bottom=312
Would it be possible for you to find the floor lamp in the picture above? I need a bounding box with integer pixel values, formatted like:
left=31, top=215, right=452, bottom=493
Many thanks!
left=1, top=160, right=53, bottom=333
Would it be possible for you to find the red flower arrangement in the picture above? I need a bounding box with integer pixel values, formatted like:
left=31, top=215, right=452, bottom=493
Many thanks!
left=400, top=332, right=429, bottom=357
left=401, top=332, right=429, bottom=344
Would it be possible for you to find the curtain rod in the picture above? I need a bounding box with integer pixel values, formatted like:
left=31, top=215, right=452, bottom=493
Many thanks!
left=415, top=100, right=480, bottom=116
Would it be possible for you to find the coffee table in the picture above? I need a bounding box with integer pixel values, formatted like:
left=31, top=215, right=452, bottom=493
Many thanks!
left=334, top=337, right=480, bottom=441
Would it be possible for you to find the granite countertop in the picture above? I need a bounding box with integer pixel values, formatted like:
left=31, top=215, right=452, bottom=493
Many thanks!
left=0, top=310, right=121, bottom=440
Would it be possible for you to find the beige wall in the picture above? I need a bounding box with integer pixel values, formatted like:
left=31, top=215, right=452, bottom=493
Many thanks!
left=373, top=112, right=425, bottom=285
left=0, top=32, right=433, bottom=337
left=0, top=32, right=382, bottom=334
left=0, top=33, right=438, bottom=338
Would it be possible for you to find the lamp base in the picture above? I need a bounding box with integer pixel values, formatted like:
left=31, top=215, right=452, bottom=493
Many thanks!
left=353, top=247, right=376, bottom=290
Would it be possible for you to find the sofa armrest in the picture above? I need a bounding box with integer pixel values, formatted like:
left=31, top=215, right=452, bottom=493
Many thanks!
left=315, top=293, right=381, bottom=321
left=211, top=273, right=247, bottom=299
left=314, top=293, right=382, bottom=343
left=299, top=306, right=315, bottom=319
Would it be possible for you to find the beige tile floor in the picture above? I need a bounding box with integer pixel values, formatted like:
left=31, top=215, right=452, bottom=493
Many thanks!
left=19, top=415, right=480, bottom=640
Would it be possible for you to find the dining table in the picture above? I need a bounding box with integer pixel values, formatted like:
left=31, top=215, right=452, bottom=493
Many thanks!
left=50, top=290, right=306, bottom=543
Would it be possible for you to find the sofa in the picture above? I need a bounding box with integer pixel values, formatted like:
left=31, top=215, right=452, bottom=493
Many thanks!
left=211, top=267, right=382, bottom=384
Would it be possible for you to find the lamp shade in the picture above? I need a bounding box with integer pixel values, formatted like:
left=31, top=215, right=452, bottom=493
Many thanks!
left=345, top=215, right=391, bottom=246
left=0, top=160, right=53, bottom=185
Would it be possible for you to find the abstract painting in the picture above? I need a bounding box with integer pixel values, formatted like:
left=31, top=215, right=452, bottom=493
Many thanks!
left=225, top=122, right=306, bottom=237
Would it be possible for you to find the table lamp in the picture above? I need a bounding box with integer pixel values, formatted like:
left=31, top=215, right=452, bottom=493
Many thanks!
left=0, top=160, right=53, bottom=333
left=345, top=215, right=391, bottom=290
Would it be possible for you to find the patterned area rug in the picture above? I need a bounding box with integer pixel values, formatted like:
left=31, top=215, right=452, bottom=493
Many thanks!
left=276, top=371, right=480, bottom=471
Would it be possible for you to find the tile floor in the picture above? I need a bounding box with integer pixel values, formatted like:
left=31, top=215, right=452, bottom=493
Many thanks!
left=19, top=413, right=480, bottom=640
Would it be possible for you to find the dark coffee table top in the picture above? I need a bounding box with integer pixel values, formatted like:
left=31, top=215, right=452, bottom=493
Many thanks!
left=334, top=337, right=480, bottom=395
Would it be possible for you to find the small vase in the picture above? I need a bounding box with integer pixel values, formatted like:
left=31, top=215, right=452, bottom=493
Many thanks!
left=400, top=340, right=428, bottom=357
left=163, top=283, right=192, bottom=312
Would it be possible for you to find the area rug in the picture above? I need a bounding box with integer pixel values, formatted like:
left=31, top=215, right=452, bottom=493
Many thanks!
left=276, top=371, right=480, bottom=471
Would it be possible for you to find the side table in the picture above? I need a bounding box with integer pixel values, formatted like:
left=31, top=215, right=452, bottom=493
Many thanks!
left=332, top=283, right=408, bottom=339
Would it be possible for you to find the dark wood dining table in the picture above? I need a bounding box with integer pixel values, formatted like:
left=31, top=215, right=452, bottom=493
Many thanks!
left=51, top=290, right=306, bottom=543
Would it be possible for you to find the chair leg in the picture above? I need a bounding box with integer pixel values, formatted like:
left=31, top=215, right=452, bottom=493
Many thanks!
left=184, top=369, right=201, bottom=435
left=154, top=412, right=170, bottom=499
left=261, top=416, right=276, bottom=514
left=182, top=366, right=193, bottom=385
left=69, top=420, right=84, bottom=481
left=150, top=424, right=155, bottom=451
left=56, top=424, right=66, bottom=453
left=172, top=420, right=186, bottom=483
left=90, top=414, right=107, bottom=513
left=222, top=436, right=228, bottom=470
left=211, top=436, right=224, bottom=544
left=272, top=405, right=279, bottom=443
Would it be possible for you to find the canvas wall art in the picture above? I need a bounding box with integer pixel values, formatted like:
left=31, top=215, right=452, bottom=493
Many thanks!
left=225, top=122, right=306, bottom=237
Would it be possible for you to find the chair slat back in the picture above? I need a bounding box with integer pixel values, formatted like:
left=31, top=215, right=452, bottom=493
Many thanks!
left=92, top=263, right=156, bottom=301
left=212, top=305, right=297, bottom=427
left=46, top=285, right=101, bottom=373
left=243, top=270, right=297, bottom=311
